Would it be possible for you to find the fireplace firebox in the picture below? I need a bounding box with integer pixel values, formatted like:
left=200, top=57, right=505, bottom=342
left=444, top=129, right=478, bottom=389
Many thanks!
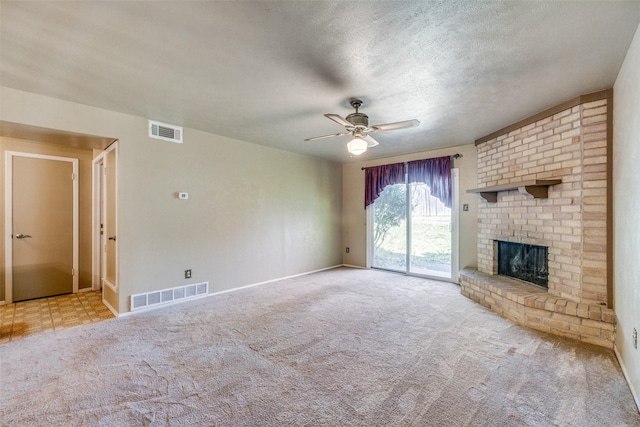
left=497, top=241, right=548, bottom=288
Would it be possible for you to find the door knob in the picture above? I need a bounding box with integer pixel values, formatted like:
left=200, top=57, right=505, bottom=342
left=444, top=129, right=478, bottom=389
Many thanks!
left=15, top=234, right=32, bottom=239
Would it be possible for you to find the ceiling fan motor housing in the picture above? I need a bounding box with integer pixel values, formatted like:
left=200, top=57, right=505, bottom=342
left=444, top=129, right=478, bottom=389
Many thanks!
left=346, top=112, right=369, bottom=129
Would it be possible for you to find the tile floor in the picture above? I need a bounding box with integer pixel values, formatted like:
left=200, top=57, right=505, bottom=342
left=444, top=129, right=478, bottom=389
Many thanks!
left=0, top=291, right=114, bottom=343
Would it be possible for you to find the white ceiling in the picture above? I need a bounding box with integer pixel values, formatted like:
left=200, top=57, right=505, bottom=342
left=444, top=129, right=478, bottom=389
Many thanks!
left=1, top=1, right=639, bottom=163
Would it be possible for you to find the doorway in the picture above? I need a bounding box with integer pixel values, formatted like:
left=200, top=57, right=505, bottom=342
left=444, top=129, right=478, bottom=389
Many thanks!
left=368, top=169, right=459, bottom=281
left=5, top=152, right=79, bottom=302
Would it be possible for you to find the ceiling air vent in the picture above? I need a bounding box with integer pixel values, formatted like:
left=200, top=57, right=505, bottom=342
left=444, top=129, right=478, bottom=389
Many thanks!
left=149, top=120, right=183, bottom=143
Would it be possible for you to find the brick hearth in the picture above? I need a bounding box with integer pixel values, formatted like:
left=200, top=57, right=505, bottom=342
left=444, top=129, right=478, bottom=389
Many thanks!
left=460, top=268, right=614, bottom=348
left=461, top=90, right=614, bottom=347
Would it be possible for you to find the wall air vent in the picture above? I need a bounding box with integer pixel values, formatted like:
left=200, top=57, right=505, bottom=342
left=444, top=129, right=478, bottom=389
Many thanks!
left=149, top=120, right=183, bottom=143
left=130, top=281, right=208, bottom=311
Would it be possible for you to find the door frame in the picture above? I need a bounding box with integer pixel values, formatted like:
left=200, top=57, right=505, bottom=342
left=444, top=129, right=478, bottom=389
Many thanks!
left=366, top=167, right=460, bottom=283
left=92, top=142, right=118, bottom=292
left=4, top=151, right=79, bottom=304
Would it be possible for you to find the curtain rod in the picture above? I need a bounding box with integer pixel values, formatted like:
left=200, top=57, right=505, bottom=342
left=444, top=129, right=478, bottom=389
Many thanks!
left=360, top=153, right=462, bottom=170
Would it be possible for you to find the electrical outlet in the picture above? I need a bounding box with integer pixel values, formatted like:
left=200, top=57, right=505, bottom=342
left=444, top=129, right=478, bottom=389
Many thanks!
left=633, top=328, right=637, bottom=350
left=346, top=247, right=350, bottom=254
left=185, top=269, right=192, bottom=279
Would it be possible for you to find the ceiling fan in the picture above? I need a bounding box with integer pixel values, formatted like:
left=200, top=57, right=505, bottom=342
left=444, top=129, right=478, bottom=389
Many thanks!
left=304, top=99, right=420, bottom=155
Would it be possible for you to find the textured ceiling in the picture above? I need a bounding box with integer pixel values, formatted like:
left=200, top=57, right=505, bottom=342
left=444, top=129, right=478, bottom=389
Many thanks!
left=1, top=1, right=639, bottom=162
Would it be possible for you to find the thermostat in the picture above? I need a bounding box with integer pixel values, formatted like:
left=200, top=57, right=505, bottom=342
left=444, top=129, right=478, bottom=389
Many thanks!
left=178, top=192, right=189, bottom=200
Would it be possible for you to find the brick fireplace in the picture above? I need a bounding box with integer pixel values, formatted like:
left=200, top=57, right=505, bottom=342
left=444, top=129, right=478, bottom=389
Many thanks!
left=460, top=90, right=615, bottom=348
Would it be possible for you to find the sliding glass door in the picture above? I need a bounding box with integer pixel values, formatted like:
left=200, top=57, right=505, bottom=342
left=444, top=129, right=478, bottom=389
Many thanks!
left=370, top=170, right=458, bottom=280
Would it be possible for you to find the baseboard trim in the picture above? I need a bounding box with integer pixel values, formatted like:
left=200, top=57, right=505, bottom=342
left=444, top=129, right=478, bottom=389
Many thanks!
left=341, top=264, right=367, bottom=269
left=118, top=264, right=345, bottom=317
left=102, top=296, right=118, bottom=318
left=210, top=264, right=345, bottom=298
left=614, top=345, right=640, bottom=413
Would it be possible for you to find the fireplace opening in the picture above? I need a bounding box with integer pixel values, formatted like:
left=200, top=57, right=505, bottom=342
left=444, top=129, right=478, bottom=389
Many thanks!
left=497, top=241, right=548, bottom=288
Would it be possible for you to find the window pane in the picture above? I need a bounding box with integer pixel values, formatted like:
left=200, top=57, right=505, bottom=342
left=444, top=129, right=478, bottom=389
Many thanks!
left=372, top=184, right=406, bottom=271
left=409, top=183, right=451, bottom=278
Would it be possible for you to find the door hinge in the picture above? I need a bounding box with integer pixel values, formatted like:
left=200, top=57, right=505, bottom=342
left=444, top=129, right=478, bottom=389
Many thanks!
left=72, top=268, right=75, bottom=276
left=72, top=173, right=77, bottom=180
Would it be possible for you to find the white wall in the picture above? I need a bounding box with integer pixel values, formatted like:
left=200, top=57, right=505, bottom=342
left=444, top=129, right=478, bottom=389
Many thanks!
left=613, top=22, right=640, bottom=408
left=342, top=144, right=478, bottom=273
left=1, top=87, right=343, bottom=313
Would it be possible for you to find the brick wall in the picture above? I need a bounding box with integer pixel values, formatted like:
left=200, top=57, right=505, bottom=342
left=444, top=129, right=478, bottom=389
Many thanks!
left=475, top=96, right=609, bottom=305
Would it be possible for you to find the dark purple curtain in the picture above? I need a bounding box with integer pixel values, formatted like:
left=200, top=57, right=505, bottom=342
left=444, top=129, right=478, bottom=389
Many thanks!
left=364, top=162, right=405, bottom=208
left=407, top=156, right=452, bottom=208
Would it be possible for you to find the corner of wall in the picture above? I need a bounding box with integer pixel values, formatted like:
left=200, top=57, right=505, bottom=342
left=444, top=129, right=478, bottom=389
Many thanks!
left=613, top=20, right=640, bottom=412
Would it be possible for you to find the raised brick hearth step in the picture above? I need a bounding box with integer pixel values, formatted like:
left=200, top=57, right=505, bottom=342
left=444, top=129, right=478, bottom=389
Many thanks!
left=459, top=268, right=615, bottom=348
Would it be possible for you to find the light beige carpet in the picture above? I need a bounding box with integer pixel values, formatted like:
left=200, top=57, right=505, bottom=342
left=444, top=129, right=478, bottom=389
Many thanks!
left=1, top=267, right=638, bottom=426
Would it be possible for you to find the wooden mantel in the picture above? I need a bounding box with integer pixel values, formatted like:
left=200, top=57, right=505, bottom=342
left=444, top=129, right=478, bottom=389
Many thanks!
left=467, top=179, right=562, bottom=202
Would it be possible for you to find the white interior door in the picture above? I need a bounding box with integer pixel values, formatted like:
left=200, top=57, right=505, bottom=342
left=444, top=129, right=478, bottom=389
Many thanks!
left=6, top=152, right=79, bottom=302
left=93, top=144, right=117, bottom=293
left=104, top=147, right=117, bottom=289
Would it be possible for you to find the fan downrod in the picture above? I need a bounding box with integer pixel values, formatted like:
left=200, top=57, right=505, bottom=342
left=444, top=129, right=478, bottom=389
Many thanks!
left=349, top=99, right=363, bottom=112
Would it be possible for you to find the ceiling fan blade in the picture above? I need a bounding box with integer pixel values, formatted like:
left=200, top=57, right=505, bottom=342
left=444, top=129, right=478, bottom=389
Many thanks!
left=324, top=113, right=353, bottom=128
left=304, top=132, right=348, bottom=141
left=364, top=135, right=379, bottom=147
left=371, top=119, right=420, bottom=132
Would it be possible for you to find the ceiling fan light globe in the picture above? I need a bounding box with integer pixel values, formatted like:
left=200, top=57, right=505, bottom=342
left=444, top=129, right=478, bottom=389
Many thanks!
left=347, top=137, right=368, bottom=155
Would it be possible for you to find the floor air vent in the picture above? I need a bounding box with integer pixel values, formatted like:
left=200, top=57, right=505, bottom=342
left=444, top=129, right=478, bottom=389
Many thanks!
left=130, top=282, right=208, bottom=311
left=149, top=120, right=183, bottom=143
